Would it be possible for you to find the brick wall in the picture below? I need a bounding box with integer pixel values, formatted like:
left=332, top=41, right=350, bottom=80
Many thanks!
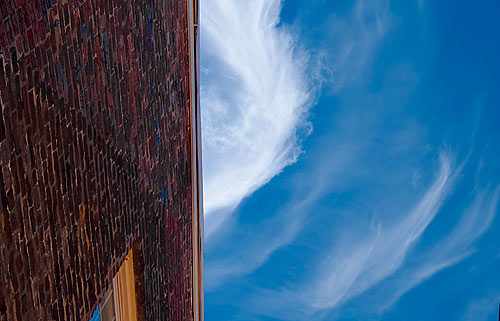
left=0, top=0, right=196, bottom=320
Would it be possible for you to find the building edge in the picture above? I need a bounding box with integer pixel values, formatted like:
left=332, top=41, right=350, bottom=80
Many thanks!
left=188, top=0, right=204, bottom=320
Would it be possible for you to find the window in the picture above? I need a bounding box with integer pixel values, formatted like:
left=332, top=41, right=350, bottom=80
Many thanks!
left=89, top=307, right=100, bottom=321
left=90, top=249, right=139, bottom=321
left=100, top=288, right=116, bottom=321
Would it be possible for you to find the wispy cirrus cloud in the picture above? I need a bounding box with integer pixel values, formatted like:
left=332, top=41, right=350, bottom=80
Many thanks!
left=244, top=153, right=499, bottom=320
left=204, top=195, right=309, bottom=289
left=324, top=0, right=393, bottom=91
left=203, top=0, right=500, bottom=319
left=308, top=153, right=454, bottom=310
left=462, top=291, right=500, bottom=321
left=203, top=128, right=357, bottom=289
left=200, top=0, right=315, bottom=235
left=241, top=153, right=456, bottom=320
left=203, top=0, right=397, bottom=291
left=365, top=184, right=500, bottom=314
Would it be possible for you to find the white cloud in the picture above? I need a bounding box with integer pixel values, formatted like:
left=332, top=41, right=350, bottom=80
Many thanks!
left=201, top=0, right=395, bottom=290
left=462, top=292, right=500, bottom=321
left=201, top=0, right=315, bottom=236
left=204, top=175, right=327, bottom=289
left=307, top=153, right=455, bottom=310
left=200, top=0, right=500, bottom=318
left=240, top=152, right=456, bottom=321
left=373, top=185, right=500, bottom=312
left=324, top=0, right=393, bottom=91
left=245, top=155, right=499, bottom=320
left=418, top=0, right=425, bottom=11
left=205, top=210, right=303, bottom=289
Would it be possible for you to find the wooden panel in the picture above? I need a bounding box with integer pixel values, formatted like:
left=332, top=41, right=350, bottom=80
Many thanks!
left=113, top=249, right=138, bottom=321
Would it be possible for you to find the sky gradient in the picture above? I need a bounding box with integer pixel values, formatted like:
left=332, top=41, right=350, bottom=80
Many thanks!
left=200, top=0, right=500, bottom=320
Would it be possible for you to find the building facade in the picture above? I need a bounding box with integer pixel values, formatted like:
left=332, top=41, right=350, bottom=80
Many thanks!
left=0, top=0, right=203, bottom=320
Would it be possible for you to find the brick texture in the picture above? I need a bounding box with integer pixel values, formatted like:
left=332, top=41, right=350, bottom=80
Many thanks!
left=0, top=0, right=196, bottom=320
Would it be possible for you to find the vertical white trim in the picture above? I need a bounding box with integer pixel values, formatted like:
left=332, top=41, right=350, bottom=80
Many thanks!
left=112, top=277, right=122, bottom=321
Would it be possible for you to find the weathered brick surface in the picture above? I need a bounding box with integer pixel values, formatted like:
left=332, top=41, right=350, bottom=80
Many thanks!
left=0, top=0, right=195, bottom=320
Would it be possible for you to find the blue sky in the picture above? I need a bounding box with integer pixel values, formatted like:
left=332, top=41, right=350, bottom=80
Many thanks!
left=200, top=0, right=500, bottom=320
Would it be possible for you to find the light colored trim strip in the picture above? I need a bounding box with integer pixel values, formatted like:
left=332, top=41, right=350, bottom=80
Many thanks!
left=187, top=0, right=204, bottom=320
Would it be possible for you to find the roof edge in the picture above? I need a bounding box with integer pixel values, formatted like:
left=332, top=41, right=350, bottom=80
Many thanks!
left=187, top=0, right=204, bottom=320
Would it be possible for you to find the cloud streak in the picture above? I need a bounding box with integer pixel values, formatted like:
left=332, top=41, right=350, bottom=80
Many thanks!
left=370, top=184, right=500, bottom=313
left=202, top=0, right=396, bottom=292
left=308, top=153, right=454, bottom=310
left=202, top=0, right=500, bottom=319
left=201, top=0, right=315, bottom=235
left=324, top=0, right=392, bottom=91
left=204, top=162, right=332, bottom=289
left=246, top=154, right=499, bottom=320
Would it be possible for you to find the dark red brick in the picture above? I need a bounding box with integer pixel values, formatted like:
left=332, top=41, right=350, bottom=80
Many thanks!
left=0, top=0, right=200, bottom=320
